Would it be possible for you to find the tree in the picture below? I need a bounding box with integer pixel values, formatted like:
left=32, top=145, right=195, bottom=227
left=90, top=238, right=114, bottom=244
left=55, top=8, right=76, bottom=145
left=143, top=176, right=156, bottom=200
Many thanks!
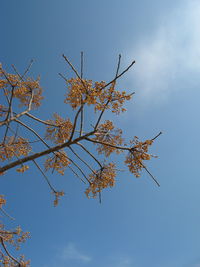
left=0, top=54, right=161, bottom=266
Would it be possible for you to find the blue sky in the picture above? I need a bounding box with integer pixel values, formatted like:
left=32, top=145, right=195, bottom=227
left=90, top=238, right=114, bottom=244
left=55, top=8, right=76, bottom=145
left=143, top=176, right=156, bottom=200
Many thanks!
left=1, top=0, right=200, bottom=266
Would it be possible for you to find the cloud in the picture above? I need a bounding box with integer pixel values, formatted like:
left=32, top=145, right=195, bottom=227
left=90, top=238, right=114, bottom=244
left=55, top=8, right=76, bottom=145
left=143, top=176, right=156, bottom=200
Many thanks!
left=61, top=242, right=92, bottom=263
left=130, top=0, right=200, bottom=104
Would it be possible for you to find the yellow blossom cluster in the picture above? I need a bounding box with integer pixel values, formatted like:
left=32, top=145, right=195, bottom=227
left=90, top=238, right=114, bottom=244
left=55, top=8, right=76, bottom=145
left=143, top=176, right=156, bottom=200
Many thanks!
left=0, top=254, right=30, bottom=267
left=16, top=165, right=29, bottom=173
left=64, top=78, right=132, bottom=113
left=0, top=223, right=30, bottom=266
left=0, top=65, right=43, bottom=108
left=45, top=151, right=70, bottom=175
left=64, top=78, right=95, bottom=108
left=93, top=120, right=123, bottom=157
left=53, top=191, right=65, bottom=207
left=0, top=137, right=31, bottom=162
left=85, top=163, right=116, bottom=198
left=0, top=105, right=7, bottom=117
left=95, top=82, right=132, bottom=114
left=45, top=113, right=73, bottom=144
left=125, top=137, right=153, bottom=177
left=0, top=195, right=6, bottom=208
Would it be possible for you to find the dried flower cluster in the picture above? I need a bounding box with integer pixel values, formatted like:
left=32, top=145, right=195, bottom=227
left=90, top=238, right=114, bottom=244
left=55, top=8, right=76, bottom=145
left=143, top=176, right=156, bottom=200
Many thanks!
left=93, top=120, right=123, bottom=156
left=0, top=137, right=31, bottom=162
left=65, top=78, right=131, bottom=113
left=0, top=64, right=43, bottom=109
left=125, top=137, right=154, bottom=178
left=85, top=163, right=116, bottom=198
left=45, top=151, right=71, bottom=175
left=45, top=113, right=73, bottom=144
left=0, top=196, right=30, bottom=266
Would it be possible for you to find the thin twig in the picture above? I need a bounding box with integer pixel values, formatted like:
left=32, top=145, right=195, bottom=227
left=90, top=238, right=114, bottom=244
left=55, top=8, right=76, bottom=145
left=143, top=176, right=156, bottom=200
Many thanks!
left=32, top=159, right=57, bottom=193
left=115, top=54, right=121, bottom=78
left=77, top=142, right=103, bottom=168
left=151, top=131, right=162, bottom=141
left=94, top=54, right=122, bottom=130
left=79, top=51, right=84, bottom=137
left=22, top=59, right=34, bottom=79
left=26, top=113, right=58, bottom=127
left=68, top=165, right=86, bottom=183
left=0, top=208, right=15, bottom=220
left=58, top=72, right=68, bottom=83
left=11, top=59, right=34, bottom=80
left=80, top=51, right=84, bottom=79
left=0, top=236, right=21, bottom=265
left=139, top=159, right=160, bottom=187
left=69, top=105, right=83, bottom=141
left=100, top=59, right=136, bottom=91
left=85, top=137, right=130, bottom=151
left=62, top=54, right=82, bottom=82
left=15, top=119, right=50, bottom=149
left=94, top=99, right=110, bottom=130
left=69, top=146, right=95, bottom=174
left=67, top=156, right=89, bottom=183
left=0, top=90, right=34, bottom=127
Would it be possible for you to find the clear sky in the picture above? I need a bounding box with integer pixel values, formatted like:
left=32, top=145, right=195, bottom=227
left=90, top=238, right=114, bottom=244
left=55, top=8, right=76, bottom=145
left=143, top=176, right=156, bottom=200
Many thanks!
left=1, top=0, right=200, bottom=266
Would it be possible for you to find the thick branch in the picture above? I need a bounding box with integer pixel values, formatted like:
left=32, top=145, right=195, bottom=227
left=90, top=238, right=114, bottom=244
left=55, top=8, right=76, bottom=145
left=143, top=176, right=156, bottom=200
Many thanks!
left=0, top=131, right=95, bottom=173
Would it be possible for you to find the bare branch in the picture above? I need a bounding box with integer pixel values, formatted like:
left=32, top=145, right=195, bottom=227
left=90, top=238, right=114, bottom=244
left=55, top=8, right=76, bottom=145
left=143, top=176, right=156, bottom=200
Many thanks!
left=77, top=142, right=103, bottom=168
left=69, top=146, right=95, bottom=174
left=58, top=72, right=68, bottom=83
left=11, top=59, right=34, bottom=80
left=115, top=54, right=121, bottom=78
left=100, top=59, right=136, bottom=91
left=138, top=159, right=160, bottom=187
left=80, top=51, right=84, bottom=79
left=0, top=89, right=34, bottom=127
left=67, top=156, right=88, bottom=183
left=0, top=236, right=21, bottom=266
left=25, top=113, right=58, bottom=127
left=33, top=159, right=57, bottom=193
left=151, top=131, right=162, bottom=141
left=79, top=52, right=84, bottom=137
left=85, top=137, right=130, bottom=151
left=62, top=54, right=82, bottom=82
left=69, top=105, right=83, bottom=141
left=68, top=165, right=86, bottom=183
left=15, top=119, right=50, bottom=149
left=0, top=208, right=15, bottom=220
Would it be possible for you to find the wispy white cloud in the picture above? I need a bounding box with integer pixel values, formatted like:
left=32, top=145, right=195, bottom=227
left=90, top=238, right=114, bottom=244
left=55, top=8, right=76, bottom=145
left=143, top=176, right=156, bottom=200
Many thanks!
left=61, top=242, right=92, bottom=263
left=130, top=0, right=200, bottom=104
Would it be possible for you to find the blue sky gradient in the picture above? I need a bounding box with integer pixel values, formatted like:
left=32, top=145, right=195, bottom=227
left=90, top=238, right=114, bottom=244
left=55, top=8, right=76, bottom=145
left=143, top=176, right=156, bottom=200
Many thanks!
left=1, top=1, right=200, bottom=266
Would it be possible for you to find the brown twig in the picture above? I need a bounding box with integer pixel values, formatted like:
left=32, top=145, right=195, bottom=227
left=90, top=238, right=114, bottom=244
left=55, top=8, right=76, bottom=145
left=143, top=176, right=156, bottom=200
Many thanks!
left=85, top=137, right=130, bottom=151
left=77, top=142, right=103, bottom=168
left=0, top=236, right=22, bottom=266
left=33, top=159, right=57, bottom=193
left=69, top=146, right=95, bottom=174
